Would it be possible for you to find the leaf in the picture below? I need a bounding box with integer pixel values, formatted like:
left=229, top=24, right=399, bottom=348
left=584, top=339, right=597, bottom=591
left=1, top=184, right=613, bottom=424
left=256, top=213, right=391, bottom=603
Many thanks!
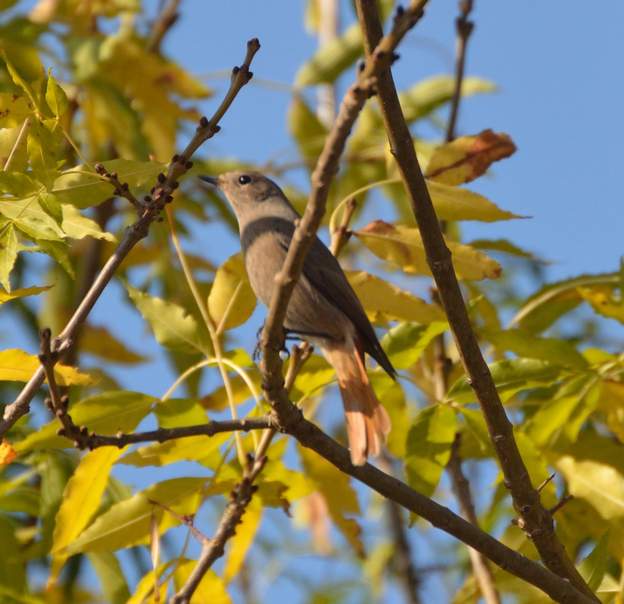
left=0, top=195, right=64, bottom=241
left=557, top=457, right=624, bottom=520
left=61, top=204, right=116, bottom=241
left=345, top=270, right=444, bottom=324
left=0, top=171, right=41, bottom=196
left=87, top=552, right=131, bottom=604
left=469, top=238, right=543, bottom=262
left=16, top=390, right=155, bottom=452
left=448, top=358, right=561, bottom=403
left=45, top=72, right=69, bottom=117
left=66, top=477, right=206, bottom=554
left=0, top=223, right=18, bottom=291
left=50, top=447, right=124, bottom=581
left=295, top=22, right=362, bottom=86
left=399, top=75, right=496, bottom=123
left=52, top=159, right=165, bottom=208
left=405, top=405, right=457, bottom=497
left=0, top=348, right=94, bottom=385
left=223, top=498, right=262, bottom=582
left=0, top=92, right=34, bottom=128
left=174, top=560, right=232, bottom=604
left=381, top=321, right=448, bottom=371
left=0, top=441, right=16, bottom=466
left=426, top=180, right=523, bottom=222
left=578, top=285, right=624, bottom=324
left=119, top=433, right=229, bottom=469
left=208, top=253, right=257, bottom=331
left=288, top=94, right=327, bottom=163
left=127, top=285, right=212, bottom=355
left=299, top=446, right=364, bottom=556
left=80, top=324, right=146, bottom=364
left=483, top=328, right=588, bottom=369
left=578, top=533, right=610, bottom=592
left=512, top=272, right=619, bottom=333
left=355, top=220, right=501, bottom=281
left=425, top=130, right=517, bottom=185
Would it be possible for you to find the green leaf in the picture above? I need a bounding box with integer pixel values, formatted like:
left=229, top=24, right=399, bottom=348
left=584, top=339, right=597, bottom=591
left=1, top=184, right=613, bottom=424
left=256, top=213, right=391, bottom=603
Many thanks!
left=50, top=447, right=124, bottom=581
left=469, top=238, right=543, bottom=262
left=0, top=348, right=94, bottom=385
left=127, top=285, right=212, bottom=355
left=208, top=253, right=256, bottom=331
left=0, top=195, right=64, bottom=241
left=578, top=533, right=610, bottom=593
left=381, top=321, right=448, bottom=371
left=38, top=192, right=63, bottom=224
left=223, top=498, right=262, bottom=582
left=0, top=171, right=41, bottom=196
left=52, top=159, right=165, bottom=208
left=61, top=204, right=116, bottom=241
left=345, top=271, right=445, bottom=324
left=0, top=223, right=18, bottom=291
left=36, top=239, right=74, bottom=277
left=426, top=180, right=524, bottom=222
left=295, top=23, right=362, bottom=86
left=288, top=94, right=328, bottom=163
left=16, top=390, right=155, bottom=452
left=483, top=328, right=588, bottom=369
left=512, top=272, right=619, bottom=333
left=66, top=477, right=206, bottom=554
left=399, top=75, right=496, bottom=123
left=578, top=285, right=624, bottom=324
left=45, top=72, right=69, bottom=117
left=448, top=358, right=562, bottom=403
left=0, top=92, right=34, bottom=128
left=405, top=405, right=457, bottom=497
left=355, top=220, right=502, bottom=281
left=88, top=552, right=131, bottom=604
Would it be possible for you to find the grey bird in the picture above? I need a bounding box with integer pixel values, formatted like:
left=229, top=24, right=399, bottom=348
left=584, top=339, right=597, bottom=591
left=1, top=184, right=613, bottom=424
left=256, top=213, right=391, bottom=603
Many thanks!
left=200, top=171, right=395, bottom=465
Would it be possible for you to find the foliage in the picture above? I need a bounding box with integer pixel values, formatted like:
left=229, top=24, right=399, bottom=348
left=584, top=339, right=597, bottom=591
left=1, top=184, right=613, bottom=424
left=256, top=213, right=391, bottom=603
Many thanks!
left=0, top=1, right=622, bottom=603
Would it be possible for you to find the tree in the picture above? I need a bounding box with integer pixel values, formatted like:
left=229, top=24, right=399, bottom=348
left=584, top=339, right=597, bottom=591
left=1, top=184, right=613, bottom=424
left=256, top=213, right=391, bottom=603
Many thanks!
left=0, top=0, right=621, bottom=602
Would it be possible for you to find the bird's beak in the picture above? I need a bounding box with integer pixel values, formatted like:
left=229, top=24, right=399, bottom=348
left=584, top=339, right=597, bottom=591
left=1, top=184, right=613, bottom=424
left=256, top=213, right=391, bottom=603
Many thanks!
left=199, top=175, right=219, bottom=187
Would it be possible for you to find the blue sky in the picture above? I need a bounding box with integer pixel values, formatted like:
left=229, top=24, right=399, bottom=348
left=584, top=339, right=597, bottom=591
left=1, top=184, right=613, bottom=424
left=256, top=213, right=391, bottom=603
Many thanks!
left=4, top=1, right=624, bottom=601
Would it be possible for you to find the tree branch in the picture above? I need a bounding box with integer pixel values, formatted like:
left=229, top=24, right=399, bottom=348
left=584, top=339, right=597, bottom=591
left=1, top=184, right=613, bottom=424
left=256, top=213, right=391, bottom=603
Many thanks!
left=281, top=412, right=594, bottom=604
left=147, top=0, right=182, bottom=53
left=0, top=38, right=261, bottom=438
left=354, top=1, right=596, bottom=600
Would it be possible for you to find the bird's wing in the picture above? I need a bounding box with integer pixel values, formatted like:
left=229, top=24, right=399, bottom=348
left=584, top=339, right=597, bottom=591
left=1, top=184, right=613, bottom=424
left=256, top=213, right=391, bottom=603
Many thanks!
left=276, top=230, right=396, bottom=379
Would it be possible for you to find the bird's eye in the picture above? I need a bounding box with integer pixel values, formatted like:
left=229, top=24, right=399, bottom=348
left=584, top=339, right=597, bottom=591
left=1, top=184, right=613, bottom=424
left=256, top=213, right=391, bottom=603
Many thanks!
left=238, top=175, right=251, bottom=185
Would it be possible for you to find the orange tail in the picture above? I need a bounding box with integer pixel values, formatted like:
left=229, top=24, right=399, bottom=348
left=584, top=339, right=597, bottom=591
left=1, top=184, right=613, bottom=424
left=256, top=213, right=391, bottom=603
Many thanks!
left=323, top=345, right=391, bottom=466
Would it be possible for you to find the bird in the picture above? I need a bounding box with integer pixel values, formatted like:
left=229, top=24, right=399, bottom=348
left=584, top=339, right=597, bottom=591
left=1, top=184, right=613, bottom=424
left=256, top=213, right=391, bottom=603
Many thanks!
left=200, top=171, right=395, bottom=465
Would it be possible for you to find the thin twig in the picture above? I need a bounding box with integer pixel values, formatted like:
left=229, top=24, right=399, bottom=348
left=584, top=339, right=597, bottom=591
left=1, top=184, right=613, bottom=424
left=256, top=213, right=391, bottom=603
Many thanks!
left=447, top=435, right=501, bottom=604
left=3, top=117, right=30, bottom=171
left=329, top=197, right=357, bottom=256
left=147, top=0, right=182, bottom=53
left=354, top=1, right=596, bottom=600
left=1, top=38, right=261, bottom=438
left=95, top=163, right=143, bottom=214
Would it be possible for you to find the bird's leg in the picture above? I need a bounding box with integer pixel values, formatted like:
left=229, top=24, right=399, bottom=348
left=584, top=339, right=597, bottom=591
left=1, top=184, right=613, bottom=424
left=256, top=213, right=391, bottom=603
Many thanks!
left=253, top=323, right=290, bottom=362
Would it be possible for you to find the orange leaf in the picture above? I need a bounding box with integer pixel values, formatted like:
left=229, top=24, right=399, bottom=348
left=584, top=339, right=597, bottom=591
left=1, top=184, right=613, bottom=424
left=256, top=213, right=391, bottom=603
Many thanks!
left=425, top=129, right=516, bottom=185
left=0, top=440, right=17, bottom=465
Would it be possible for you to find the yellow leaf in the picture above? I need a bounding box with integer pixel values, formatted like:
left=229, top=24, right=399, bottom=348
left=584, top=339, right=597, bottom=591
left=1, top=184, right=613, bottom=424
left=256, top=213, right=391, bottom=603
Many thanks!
left=126, top=562, right=170, bottom=604
left=208, top=253, right=256, bottom=331
left=426, top=179, right=523, bottom=222
left=0, top=440, right=16, bottom=466
left=61, top=205, right=116, bottom=242
left=174, top=560, right=232, bottom=604
left=288, top=95, right=327, bottom=164
left=66, top=477, right=206, bottom=555
left=299, top=446, right=363, bottom=556
left=578, top=286, right=624, bottom=324
left=80, top=325, right=146, bottom=364
left=49, top=447, right=124, bottom=583
left=223, top=498, right=262, bottom=582
left=355, top=220, right=501, bottom=281
left=345, top=270, right=444, bottom=324
left=0, top=348, right=94, bottom=385
left=425, top=130, right=516, bottom=185
left=0, top=285, right=52, bottom=304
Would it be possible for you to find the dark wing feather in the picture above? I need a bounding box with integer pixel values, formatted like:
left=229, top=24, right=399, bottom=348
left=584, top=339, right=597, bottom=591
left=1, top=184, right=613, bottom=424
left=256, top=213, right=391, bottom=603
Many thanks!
left=278, top=231, right=396, bottom=379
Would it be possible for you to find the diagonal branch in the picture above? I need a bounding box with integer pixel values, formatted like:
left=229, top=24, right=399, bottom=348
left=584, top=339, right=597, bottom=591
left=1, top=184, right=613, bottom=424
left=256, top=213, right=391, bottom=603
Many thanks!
left=260, top=0, right=427, bottom=423
left=354, top=0, right=596, bottom=600
left=0, top=38, right=261, bottom=438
